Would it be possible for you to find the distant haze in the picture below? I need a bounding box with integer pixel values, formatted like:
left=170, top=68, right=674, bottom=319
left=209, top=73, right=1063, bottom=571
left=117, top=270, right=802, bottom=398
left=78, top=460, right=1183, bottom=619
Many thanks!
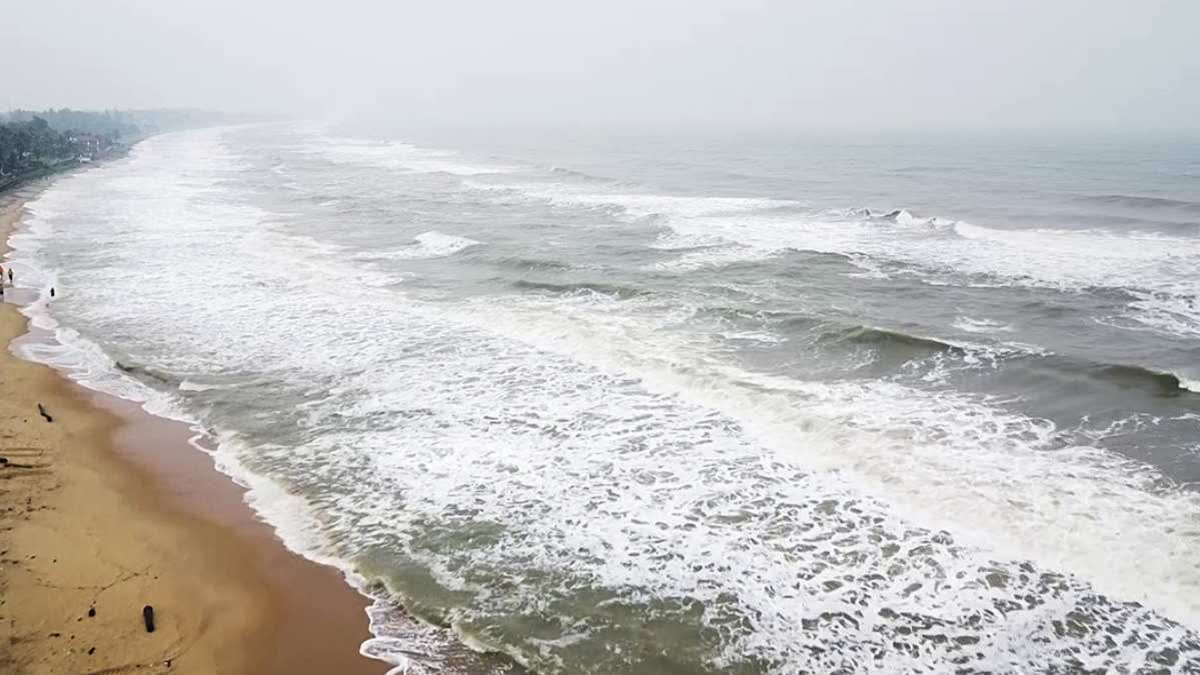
left=4, top=0, right=1198, bottom=133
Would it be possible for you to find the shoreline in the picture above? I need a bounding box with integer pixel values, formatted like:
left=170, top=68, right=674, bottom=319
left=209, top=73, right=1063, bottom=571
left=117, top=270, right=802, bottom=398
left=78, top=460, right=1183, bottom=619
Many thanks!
left=0, top=180, right=387, bottom=673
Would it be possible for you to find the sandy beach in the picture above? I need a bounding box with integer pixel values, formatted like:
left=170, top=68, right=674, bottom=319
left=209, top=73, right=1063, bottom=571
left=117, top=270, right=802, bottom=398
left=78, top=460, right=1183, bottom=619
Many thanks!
left=0, top=182, right=385, bottom=674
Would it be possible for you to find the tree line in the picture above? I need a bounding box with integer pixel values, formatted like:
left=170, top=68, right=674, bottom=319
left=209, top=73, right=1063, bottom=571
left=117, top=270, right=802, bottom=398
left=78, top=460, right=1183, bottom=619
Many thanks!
left=0, top=112, right=128, bottom=180
left=0, top=108, right=252, bottom=189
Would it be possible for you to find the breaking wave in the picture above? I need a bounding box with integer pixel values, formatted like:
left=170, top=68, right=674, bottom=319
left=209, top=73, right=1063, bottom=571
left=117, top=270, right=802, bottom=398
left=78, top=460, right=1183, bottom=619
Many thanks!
left=353, top=231, right=482, bottom=261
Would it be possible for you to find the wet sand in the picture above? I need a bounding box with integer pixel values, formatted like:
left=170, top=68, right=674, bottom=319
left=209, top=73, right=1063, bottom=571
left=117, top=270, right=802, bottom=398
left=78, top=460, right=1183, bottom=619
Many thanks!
left=0, top=182, right=387, bottom=674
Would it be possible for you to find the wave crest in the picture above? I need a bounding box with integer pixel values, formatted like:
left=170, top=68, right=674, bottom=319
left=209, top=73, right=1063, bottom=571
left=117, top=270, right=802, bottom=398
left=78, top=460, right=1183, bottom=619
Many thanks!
left=353, top=231, right=482, bottom=261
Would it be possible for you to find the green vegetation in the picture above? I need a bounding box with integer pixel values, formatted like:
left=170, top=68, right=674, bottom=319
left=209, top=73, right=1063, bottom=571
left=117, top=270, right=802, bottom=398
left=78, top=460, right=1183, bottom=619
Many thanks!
left=2, top=109, right=140, bottom=138
left=0, top=111, right=127, bottom=188
left=0, top=108, right=245, bottom=191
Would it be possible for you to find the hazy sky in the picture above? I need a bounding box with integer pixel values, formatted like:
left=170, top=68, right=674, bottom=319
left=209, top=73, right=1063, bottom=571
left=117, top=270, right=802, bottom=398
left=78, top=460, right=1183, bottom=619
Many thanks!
left=4, top=0, right=1197, bottom=132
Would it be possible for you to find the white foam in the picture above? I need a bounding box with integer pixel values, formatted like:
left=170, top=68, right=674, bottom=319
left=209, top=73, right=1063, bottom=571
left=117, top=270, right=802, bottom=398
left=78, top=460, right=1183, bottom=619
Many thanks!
left=468, top=180, right=797, bottom=219
left=442, top=291, right=1200, bottom=626
left=653, top=243, right=775, bottom=271
left=352, top=231, right=482, bottom=261
left=952, top=316, right=1015, bottom=334
left=11, top=125, right=1200, bottom=672
left=466, top=178, right=1200, bottom=340
left=4, top=130, right=412, bottom=674
left=306, top=131, right=518, bottom=176
left=718, top=330, right=783, bottom=344
left=641, top=204, right=1200, bottom=338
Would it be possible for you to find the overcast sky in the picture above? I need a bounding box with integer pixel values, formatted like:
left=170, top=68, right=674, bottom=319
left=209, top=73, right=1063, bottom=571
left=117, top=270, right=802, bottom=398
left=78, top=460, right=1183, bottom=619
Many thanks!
left=3, top=0, right=1197, bottom=132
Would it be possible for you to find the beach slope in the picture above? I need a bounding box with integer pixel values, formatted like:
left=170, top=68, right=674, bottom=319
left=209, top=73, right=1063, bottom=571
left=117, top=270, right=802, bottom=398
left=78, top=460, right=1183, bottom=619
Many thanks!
left=0, top=187, right=384, bottom=674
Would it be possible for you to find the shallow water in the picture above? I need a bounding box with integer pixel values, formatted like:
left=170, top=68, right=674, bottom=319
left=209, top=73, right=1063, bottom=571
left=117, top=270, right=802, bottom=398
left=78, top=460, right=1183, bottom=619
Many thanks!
left=8, top=123, right=1200, bottom=673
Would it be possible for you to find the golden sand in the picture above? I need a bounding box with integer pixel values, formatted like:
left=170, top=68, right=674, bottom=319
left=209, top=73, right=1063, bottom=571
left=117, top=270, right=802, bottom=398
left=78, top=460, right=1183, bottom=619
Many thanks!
left=0, top=183, right=385, bottom=674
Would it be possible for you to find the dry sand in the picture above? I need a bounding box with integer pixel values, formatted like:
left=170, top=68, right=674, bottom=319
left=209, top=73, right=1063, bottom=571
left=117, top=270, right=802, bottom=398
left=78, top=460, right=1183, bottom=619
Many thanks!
left=0, top=183, right=386, bottom=674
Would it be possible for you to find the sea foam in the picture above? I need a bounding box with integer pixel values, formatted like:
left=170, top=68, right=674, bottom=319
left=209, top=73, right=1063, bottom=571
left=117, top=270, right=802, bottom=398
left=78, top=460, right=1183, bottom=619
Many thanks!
left=9, top=124, right=1200, bottom=673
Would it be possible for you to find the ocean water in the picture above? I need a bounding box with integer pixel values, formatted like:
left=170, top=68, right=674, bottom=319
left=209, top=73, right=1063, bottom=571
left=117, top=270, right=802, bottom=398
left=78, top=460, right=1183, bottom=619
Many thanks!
left=6, top=123, right=1200, bottom=673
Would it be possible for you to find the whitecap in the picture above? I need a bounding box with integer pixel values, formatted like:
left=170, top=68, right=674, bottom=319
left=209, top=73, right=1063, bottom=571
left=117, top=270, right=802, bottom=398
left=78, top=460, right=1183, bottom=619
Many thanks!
left=353, top=231, right=482, bottom=261
left=952, top=316, right=1015, bottom=333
